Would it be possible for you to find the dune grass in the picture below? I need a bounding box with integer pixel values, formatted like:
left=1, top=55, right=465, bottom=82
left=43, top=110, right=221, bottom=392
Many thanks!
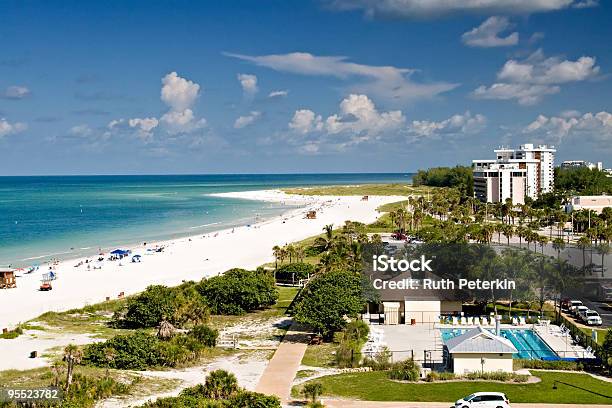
left=282, top=184, right=435, bottom=197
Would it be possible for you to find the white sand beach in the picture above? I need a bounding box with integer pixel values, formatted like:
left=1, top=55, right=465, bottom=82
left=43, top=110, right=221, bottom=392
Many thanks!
left=0, top=190, right=402, bottom=329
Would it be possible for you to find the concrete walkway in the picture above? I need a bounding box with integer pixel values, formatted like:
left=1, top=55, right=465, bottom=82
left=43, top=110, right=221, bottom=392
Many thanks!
left=323, top=399, right=612, bottom=408
left=255, top=322, right=310, bottom=403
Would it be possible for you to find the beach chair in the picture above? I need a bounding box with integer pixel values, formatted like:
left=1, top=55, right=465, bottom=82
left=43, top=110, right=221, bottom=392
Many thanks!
left=519, top=316, right=526, bottom=326
left=460, top=316, right=467, bottom=325
left=467, top=317, right=473, bottom=325
left=512, top=317, right=518, bottom=326
left=473, top=317, right=480, bottom=326
left=452, top=316, right=458, bottom=326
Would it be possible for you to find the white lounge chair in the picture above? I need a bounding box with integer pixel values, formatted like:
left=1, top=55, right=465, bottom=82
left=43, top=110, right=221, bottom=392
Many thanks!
left=519, top=316, right=526, bottom=326
left=460, top=316, right=467, bottom=325
left=452, top=316, right=459, bottom=326
left=474, top=317, right=480, bottom=326
left=512, top=317, right=518, bottom=326
left=467, top=317, right=473, bottom=325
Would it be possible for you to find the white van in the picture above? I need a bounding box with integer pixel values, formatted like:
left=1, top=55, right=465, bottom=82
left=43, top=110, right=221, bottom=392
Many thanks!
left=454, top=392, right=511, bottom=408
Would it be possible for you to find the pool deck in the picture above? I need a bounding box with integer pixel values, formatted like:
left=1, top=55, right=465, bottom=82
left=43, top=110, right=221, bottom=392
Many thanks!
left=533, top=324, right=592, bottom=359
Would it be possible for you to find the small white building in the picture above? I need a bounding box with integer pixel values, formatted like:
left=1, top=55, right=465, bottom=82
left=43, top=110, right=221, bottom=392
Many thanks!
left=565, top=195, right=612, bottom=214
left=373, top=272, right=465, bottom=325
left=445, top=327, right=517, bottom=375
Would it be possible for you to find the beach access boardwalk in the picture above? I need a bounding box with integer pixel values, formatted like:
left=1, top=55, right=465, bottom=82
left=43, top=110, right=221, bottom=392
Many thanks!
left=255, top=322, right=310, bottom=403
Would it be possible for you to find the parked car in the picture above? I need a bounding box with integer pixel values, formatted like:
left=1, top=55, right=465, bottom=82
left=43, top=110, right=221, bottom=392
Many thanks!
left=454, top=392, right=510, bottom=408
left=577, top=308, right=591, bottom=322
left=583, top=310, right=603, bottom=326
left=567, top=300, right=583, bottom=313
left=391, top=232, right=408, bottom=240
left=574, top=305, right=589, bottom=318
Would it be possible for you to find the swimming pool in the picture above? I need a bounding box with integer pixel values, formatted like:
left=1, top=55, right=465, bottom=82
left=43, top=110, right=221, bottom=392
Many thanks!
left=440, top=328, right=558, bottom=360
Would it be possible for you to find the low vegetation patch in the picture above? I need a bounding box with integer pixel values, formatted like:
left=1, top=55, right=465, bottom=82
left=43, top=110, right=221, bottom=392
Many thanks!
left=197, top=268, right=278, bottom=315
left=139, top=369, right=280, bottom=408
left=282, top=183, right=429, bottom=197
left=514, top=359, right=584, bottom=371
left=83, top=325, right=218, bottom=370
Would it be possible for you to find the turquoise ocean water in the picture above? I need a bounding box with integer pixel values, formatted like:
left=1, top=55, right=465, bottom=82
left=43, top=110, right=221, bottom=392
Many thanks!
left=0, top=174, right=411, bottom=266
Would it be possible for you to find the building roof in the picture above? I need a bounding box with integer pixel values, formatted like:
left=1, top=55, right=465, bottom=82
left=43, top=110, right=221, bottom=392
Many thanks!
left=445, top=326, right=517, bottom=354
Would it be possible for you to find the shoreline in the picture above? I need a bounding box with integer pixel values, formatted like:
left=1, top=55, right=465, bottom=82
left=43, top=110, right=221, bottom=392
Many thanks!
left=0, top=189, right=403, bottom=329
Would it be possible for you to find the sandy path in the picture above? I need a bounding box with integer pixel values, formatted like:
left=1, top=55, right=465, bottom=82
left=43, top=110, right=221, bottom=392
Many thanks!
left=0, top=191, right=402, bottom=330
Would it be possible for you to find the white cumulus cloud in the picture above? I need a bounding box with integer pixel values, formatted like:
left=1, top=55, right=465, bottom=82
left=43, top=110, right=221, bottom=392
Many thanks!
left=161, top=72, right=201, bottom=111
left=237, top=73, right=258, bottom=96
left=461, top=17, right=519, bottom=47
left=128, top=117, right=159, bottom=141
left=324, top=94, right=405, bottom=137
left=289, top=109, right=324, bottom=134
left=409, top=111, right=487, bottom=137
left=234, top=111, right=261, bottom=129
left=523, top=111, right=612, bottom=145
left=0, top=118, right=27, bottom=138
left=473, top=50, right=599, bottom=105
left=158, top=72, right=206, bottom=134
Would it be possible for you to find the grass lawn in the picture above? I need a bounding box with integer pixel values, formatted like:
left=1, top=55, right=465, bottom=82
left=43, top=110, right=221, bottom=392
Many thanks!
left=282, top=184, right=435, bottom=197
left=578, top=327, right=609, bottom=346
left=301, top=342, right=337, bottom=367
left=294, top=370, right=612, bottom=404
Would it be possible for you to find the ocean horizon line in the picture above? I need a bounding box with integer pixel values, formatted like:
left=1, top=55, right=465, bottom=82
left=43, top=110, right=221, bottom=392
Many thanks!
left=0, top=171, right=415, bottom=178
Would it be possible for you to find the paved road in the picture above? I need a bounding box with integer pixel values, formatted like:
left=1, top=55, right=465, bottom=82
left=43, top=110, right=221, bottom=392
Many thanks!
left=322, top=399, right=612, bottom=408
left=255, top=322, right=310, bottom=403
left=582, top=298, right=612, bottom=328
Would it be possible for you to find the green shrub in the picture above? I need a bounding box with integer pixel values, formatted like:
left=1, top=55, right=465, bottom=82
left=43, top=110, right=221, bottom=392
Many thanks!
left=294, top=269, right=365, bottom=337
left=363, top=347, right=393, bottom=371
left=464, top=371, right=529, bottom=382
left=302, top=381, right=324, bottom=403
left=58, top=373, right=132, bottom=407
left=425, top=371, right=455, bottom=382
left=275, top=262, right=316, bottom=281
left=116, top=285, right=177, bottom=328
left=343, top=320, right=369, bottom=343
left=139, top=370, right=280, bottom=407
left=197, top=268, right=278, bottom=315
left=513, top=359, right=583, bottom=371
left=83, top=329, right=214, bottom=370
left=388, top=359, right=421, bottom=381
left=190, top=325, right=218, bottom=347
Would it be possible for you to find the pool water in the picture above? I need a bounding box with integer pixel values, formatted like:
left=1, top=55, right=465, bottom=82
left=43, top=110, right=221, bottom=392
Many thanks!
left=440, top=328, right=558, bottom=360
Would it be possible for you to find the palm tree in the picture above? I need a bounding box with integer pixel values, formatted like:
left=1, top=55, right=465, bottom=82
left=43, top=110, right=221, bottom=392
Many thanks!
left=285, top=244, right=296, bottom=263
left=502, top=224, right=514, bottom=246
left=272, top=245, right=282, bottom=269
left=203, top=369, right=239, bottom=400
left=576, top=236, right=591, bottom=271
left=494, top=223, right=505, bottom=244
left=538, top=235, right=548, bottom=255
left=63, top=344, right=83, bottom=389
left=596, top=243, right=610, bottom=278
left=552, top=238, right=565, bottom=261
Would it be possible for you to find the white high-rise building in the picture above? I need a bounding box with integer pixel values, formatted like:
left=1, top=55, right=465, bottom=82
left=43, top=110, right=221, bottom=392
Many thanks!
left=472, top=143, right=556, bottom=204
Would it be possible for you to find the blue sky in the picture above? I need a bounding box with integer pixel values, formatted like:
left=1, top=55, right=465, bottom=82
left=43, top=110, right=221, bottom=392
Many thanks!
left=0, top=0, right=611, bottom=175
